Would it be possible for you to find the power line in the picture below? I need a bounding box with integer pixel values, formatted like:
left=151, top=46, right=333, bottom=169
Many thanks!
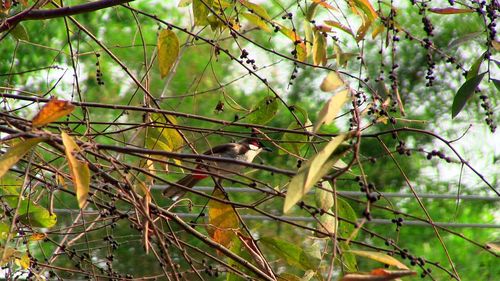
left=53, top=209, right=500, bottom=229
left=154, top=185, right=500, bottom=201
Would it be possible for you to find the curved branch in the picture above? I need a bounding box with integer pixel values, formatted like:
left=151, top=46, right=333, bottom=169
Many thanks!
left=0, top=0, right=133, bottom=33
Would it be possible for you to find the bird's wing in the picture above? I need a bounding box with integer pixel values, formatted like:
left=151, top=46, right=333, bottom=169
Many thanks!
left=203, top=142, right=240, bottom=156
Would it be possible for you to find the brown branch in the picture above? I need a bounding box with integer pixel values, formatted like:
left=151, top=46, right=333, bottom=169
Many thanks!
left=0, top=0, right=133, bottom=33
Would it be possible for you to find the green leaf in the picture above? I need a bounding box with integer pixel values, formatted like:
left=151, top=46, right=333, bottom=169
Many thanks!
left=9, top=23, right=29, bottom=41
left=18, top=202, right=57, bottom=228
left=147, top=114, right=184, bottom=152
left=336, top=198, right=358, bottom=239
left=305, top=3, right=319, bottom=21
left=279, top=106, right=310, bottom=155
left=2, top=196, right=57, bottom=228
left=157, top=29, right=180, bottom=79
left=339, top=242, right=357, bottom=271
left=0, top=223, right=10, bottom=241
left=284, top=135, right=349, bottom=213
left=466, top=53, right=484, bottom=80
left=451, top=72, right=486, bottom=119
left=348, top=250, right=409, bottom=269
left=178, top=0, right=192, bottom=7
left=313, top=89, right=350, bottom=133
left=448, top=31, right=483, bottom=49
left=491, top=79, right=500, bottom=91
left=241, top=12, right=271, bottom=32
left=259, top=237, right=320, bottom=271
left=0, top=138, right=43, bottom=180
left=193, top=0, right=213, bottom=26
left=247, top=97, right=278, bottom=125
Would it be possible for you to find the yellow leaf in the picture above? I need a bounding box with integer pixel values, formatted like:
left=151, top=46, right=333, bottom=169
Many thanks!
left=313, top=89, right=350, bottom=133
left=304, top=21, right=314, bottom=57
left=320, top=71, right=344, bottom=92
left=316, top=213, right=337, bottom=237
left=275, top=23, right=307, bottom=62
left=313, top=30, right=327, bottom=66
left=31, top=98, right=75, bottom=127
left=157, top=29, right=180, bottom=79
left=207, top=189, right=239, bottom=249
left=0, top=138, right=43, bottom=180
left=241, top=12, right=271, bottom=32
left=61, top=132, right=90, bottom=209
left=492, top=40, right=500, bottom=51
left=371, top=22, right=384, bottom=39
left=284, top=135, right=348, bottom=213
left=240, top=0, right=271, bottom=21
left=355, top=17, right=371, bottom=42
left=17, top=252, right=30, bottom=269
left=348, top=250, right=409, bottom=269
left=350, top=0, right=378, bottom=22
left=193, top=0, right=213, bottom=25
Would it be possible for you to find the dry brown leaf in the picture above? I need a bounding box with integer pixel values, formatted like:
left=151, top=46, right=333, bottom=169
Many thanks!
left=32, top=98, right=75, bottom=127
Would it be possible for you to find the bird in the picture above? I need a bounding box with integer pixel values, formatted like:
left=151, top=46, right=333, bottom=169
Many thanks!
left=162, top=133, right=271, bottom=199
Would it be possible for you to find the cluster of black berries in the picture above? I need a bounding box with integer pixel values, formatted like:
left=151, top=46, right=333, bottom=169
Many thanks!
left=357, top=177, right=381, bottom=203
left=396, top=141, right=412, bottom=156
left=95, top=53, right=104, bottom=85
left=424, top=149, right=452, bottom=163
left=103, top=235, right=120, bottom=250
left=391, top=217, right=404, bottom=228
left=281, top=12, right=293, bottom=20
left=421, top=16, right=434, bottom=37
left=240, top=49, right=257, bottom=70
left=485, top=2, right=498, bottom=42
left=289, top=63, right=299, bottom=86
left=480, top=94, right=496, bottom=133
left=201, top=259, right=221, bottom=278
left=425, top=52, right=436, bottom=87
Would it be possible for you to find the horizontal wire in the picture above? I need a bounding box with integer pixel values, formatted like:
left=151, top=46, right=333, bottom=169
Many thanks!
left=52, top=209, right=500, bottom=229
left=154, top=185, right=500, bottom=201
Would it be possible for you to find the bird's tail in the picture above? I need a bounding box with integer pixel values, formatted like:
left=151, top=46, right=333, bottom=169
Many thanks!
left=162, top=175, right=200, bottom=200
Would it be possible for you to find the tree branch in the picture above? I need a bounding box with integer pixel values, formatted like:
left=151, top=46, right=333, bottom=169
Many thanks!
left=0, top=0, right=133, bottom=33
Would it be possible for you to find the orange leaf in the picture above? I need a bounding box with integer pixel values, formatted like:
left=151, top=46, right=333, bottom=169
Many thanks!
left=312, top=0, right=337, bottom=11
left=429, top=7, right=474, bottom=14
left=207, top=189, right=239, bottom=249
left=324, top=20, right=354, bottom=36
left=32, top=98, right=75, bottom=128
left=340, top=269, right=416, bottom=281
left=29, top=233, right=47, bottom=241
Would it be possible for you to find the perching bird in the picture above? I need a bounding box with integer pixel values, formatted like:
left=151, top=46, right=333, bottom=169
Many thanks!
left=162, top=134, right=271, bottom=199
